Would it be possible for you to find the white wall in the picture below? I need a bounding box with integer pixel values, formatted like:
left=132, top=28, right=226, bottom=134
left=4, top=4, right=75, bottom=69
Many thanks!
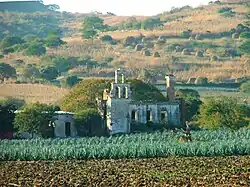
left=54, top=114, right=77, bottom=138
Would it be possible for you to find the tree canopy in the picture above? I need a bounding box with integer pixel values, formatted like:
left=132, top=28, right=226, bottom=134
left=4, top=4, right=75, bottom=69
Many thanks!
left=197, top=96, right=249, bottom=130
left=61, top=78, right=167, bottom=112
left=0, top=63, right=16, bottom=83
left=14, top=103, right=57, bottom=137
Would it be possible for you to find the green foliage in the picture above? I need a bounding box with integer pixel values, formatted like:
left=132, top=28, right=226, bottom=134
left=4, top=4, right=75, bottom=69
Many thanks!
left=39, top=66, right=59, bottom=81
left=198, top=96, right=249, bottom=130
left=240, top=80, right=250, bottom=93
left=44, top=35, right=66, bottom=48
left=14, top=102, right=56, bottom=137
left=2, top=128, right=250, bottom=160
left=217, top=7, right=236, bottom=17
left=82, top=29, right=98, bottom=39
left=141, top=18, right=163, bottom=30
left=0, top=12, right=61, bottom=40
left=128, top=79, right=167, bottom=102
left=115, top=17, right=141, bottom=30
left=0, top=36, right=24, bottom=49
left=0, top=63, right=16, bottom=82
left=2, top=47, right=15, bottom=55
left=61, top=79, right=166, bottom=112
left=61, top=75, right=82, bottom=88
left=182, top=30, right=192, bottom=38
left=240, top=32, right=250, bottom=39
left=176, top=89, right=202, bottom=121
left=0, top=98, right=24, bottom=134
left=100, top=35, right=113, bottom=42
left=239, top=40, right=250, bottom=55
left=82, top=16, right=107, bottom=39
left=75, top=109, right=103, bottom=136
left=22, top=65, right=41, bottom=82
left=61, top=79, right=112, bottom=112
left=25, top=43, right=46, bottom=56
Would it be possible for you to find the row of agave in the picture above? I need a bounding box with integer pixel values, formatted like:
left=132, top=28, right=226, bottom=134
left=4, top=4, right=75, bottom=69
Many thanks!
left=1, top=128, right=250, bottom=160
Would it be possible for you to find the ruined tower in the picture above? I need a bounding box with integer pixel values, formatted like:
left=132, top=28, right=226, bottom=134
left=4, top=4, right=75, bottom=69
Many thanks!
left=165, top=74, right=176, bottom=101
left=106, top=69, right=132, bottom=134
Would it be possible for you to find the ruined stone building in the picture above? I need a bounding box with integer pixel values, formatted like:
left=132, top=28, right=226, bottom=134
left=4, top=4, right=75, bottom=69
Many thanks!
left=98, top=69, right=182, bottom=135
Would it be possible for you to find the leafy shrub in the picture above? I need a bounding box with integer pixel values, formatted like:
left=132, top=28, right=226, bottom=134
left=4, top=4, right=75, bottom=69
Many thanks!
left=182, top=30, right=192, bottom=39
left=61, top=75, right=82, bottom=88
left=39, top=66, right=59, bottom=81
left=240, top=32, right=250, bottom=39
left=198, top=96, right=249, bottom=130
left=0, top=36, right=24, bottom=49
left=2, top=47, right=14, bottom=55
left=75, top=109, right=104, bottom=136
left=240, top=80, right=250, bottom=93
left=25, top=43, right=46, bottom=56
left=44, top=35, right=66, bottom=48
left=0, top=54, right=4, bottom=59
left=100, top=35, right=113, bottom=42
left=239, top=40, right=250, bottom=55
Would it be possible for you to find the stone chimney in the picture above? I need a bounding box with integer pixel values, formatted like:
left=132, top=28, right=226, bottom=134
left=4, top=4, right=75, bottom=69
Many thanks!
left=165, top=74, right=175, bottom=101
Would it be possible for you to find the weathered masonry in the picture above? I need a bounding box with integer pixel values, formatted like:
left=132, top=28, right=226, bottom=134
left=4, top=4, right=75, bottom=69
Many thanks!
left=99, top=69, right=182, bottom=135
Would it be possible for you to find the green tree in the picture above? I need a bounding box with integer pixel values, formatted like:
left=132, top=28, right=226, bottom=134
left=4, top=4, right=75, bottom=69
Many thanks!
left=61, top=79, right=166, bottom=112
left=82, top=16, right=107, bottom=39
left=39, top=66, right=59, bottom=81
left=14, top=103, right=56, bottom=137
left=61, top=75, right=82, bottom=88
left=0, top=99, right=23, bottom=136
left=141, top=18, right=163, bottom=30
left=82, top=29, right=98, bottom=39
left=75, top=109, right=103, bottom=136
left=239, top=40, right=250, bottom=55
left=240, top=80, right=250, bottom=93
left=0, top=36, right=24, bottom=49
left=25, top=43, right=46, bottom=56
left=22, top=65, right=41, bottom=83
left=44, top=35, right=66, bottom=48
left=197, top=96, right=248, bottom=130
left=0, top=63, right=16, bottom=83
left=176, top=89, right=202, bottom=121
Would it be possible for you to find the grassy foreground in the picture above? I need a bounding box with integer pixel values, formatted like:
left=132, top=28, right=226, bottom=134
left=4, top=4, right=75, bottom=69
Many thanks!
left=1, top=156, right=250, bottom=186
left=1, top=129, right=250, bottom=160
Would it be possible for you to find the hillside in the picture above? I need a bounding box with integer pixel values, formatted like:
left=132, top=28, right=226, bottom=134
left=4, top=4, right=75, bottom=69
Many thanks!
left=0, top=1, right=49, bottom=13
left=0, top=0, right=249, bottom=103
left=0, top=84, right=69, bottom=104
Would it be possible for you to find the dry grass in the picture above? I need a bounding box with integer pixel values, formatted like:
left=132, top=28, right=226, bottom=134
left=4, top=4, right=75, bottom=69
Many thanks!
left=0, top=84, right=69, bottom=104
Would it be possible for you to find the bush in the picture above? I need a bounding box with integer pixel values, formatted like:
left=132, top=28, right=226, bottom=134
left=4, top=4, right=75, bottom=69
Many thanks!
left=100, top=35, right=113, bottom=42
left=240, top=80, right=250, bottom=93
left=240, top=32, right=250, bottom=39
left=239, top=40, right=250, bottom=55
left=0, top=36, right=24, bottom=49
left=25, top=43, right=46, bottom=56
left=182, top=30, right=192, bottom=39
left=2, top=47, right=14, bottom=55
left=0, top=54, right=4, bottom=59
left=61, top=75, right=82, bottom=88
left=198, top=96, right=249, bottom=130
left=45, top=35, right=66, bottom=48
left=75, top=109, right=104, bottom=136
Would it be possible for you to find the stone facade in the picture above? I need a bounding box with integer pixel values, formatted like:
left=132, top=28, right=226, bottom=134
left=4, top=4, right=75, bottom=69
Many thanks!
left=102, top=69, right=182, bottom=135
left=53, top=112, right=77, bottom=138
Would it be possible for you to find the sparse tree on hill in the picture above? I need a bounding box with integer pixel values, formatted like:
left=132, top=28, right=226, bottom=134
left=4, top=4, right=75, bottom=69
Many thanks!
left=0, top=63, right=16, bottom=83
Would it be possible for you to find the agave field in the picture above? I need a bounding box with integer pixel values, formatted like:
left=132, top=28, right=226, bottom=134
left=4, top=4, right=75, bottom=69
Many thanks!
left=1, top=129, right=250, bottom=161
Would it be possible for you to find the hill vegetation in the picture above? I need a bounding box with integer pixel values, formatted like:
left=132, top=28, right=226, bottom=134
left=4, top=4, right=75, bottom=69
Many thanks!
left=0, top=0, right=249, bottom=103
